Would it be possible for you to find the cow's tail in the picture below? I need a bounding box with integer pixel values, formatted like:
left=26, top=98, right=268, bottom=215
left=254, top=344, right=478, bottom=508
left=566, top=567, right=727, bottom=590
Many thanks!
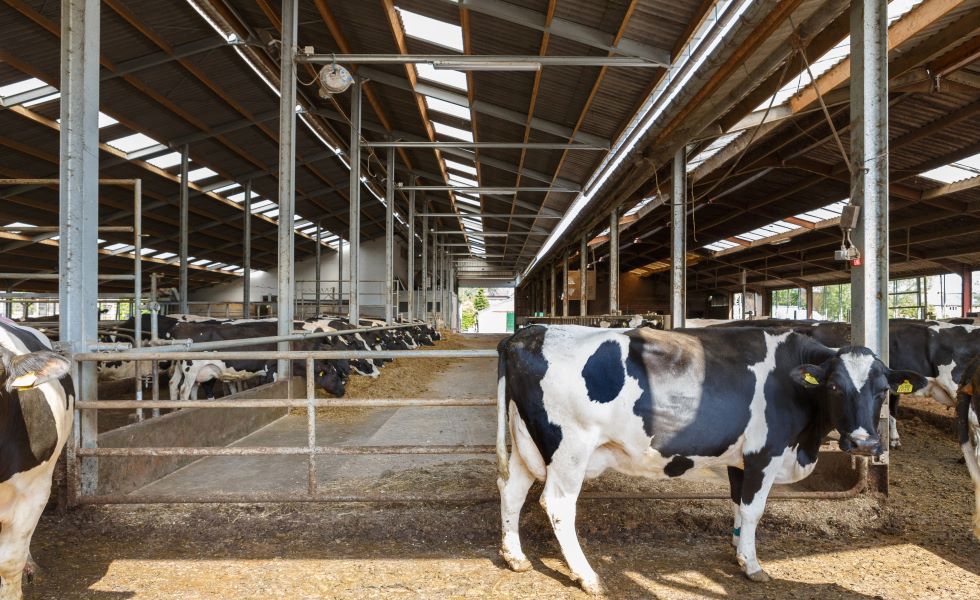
left=496, top=350, right=509, bottom=480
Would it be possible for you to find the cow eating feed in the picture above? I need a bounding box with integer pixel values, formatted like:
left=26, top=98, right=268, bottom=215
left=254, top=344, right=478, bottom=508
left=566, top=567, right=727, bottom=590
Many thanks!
left=495, top=325, right=926, bottom=594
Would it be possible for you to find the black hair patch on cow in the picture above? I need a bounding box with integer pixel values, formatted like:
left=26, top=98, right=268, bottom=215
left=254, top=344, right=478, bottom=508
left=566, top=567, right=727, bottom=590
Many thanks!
left=581, top=340, right=625, bottom=404
left=664, top=455, right=694, bottom=477
left=499, top=327, right=563, bottom=465
left=18, top=387, right=58, bottom=464
left=625, top=335, right=655, bottom=436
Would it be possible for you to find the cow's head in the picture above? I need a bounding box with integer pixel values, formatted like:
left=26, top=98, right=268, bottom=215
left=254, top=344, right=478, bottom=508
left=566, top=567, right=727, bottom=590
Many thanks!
left=792, top=346, right=927, bottom=456
left=313, top=359, right=349, bottom=397
left=0, top=346, right=71, bottom=392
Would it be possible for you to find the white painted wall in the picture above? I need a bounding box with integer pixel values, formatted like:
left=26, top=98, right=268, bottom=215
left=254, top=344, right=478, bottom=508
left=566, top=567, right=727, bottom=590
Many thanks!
left=189, top=237, right=408, bottom=316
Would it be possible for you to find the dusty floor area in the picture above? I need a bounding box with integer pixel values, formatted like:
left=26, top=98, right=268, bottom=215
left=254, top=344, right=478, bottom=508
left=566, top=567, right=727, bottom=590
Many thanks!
left=24, top=333, right=980, bottom=599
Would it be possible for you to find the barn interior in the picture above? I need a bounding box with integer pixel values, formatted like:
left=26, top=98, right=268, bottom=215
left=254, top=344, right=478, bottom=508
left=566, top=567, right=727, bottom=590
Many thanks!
left=1, top=0, right=979, bottom=597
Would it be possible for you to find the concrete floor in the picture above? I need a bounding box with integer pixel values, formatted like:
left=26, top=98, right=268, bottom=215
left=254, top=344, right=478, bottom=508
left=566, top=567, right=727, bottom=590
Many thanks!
left=135, top=334, right=502, bottom=497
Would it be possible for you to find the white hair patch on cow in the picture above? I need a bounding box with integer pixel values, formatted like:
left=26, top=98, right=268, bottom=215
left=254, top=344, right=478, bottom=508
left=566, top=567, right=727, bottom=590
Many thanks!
left=841, top=352, right=875, bottom=391
left=742, top=332, right=790, bottom=454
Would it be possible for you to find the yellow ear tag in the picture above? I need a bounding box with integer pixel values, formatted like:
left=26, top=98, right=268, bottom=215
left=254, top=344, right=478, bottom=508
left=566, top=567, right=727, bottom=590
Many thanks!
left=897, top=380, right=913, bottom=394
left=803, top=372, right=819, bottom=385
left=11, top=371, right=38, bottom=390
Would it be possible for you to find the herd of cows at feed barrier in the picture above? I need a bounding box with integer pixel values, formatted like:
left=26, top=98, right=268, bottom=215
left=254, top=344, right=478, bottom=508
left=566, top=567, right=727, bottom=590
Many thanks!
left=1, top=313, right=979, bottom=597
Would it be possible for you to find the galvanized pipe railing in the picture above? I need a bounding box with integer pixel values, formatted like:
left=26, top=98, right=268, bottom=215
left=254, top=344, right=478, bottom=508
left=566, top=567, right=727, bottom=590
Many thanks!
left=69, top=346, right=869, bottom=506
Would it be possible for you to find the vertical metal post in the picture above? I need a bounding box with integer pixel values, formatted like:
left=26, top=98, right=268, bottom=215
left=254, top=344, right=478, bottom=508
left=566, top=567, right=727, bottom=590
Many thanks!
left=850, top=0, right=889, bottom=470
left=580, top=235, right=588, bottom=316
left=179, top=144, right=189, bottom=314
left=422, top=213, right=429, bottom=323
left=407, top=189, right=415, bottom=322
left=671, top=148, right=687, bottom=328
left=349, top=75, right=362, bottom=325
left=850, top=0, right=888, bottom=358
left=150, top=272, right=160, bottom=418
left=962, top=266, right=972, bottom=317
left=609, top=208, right=620, bottom=315
left=562, top=249, right=570, bottom=317
left=133, top=179, right=143, bottom=421
left=315, top=222, right=322, bottom=317
left=60, top=0, right=100, bottom=500
left=549, top=261, right=556, bottom=316
left=276, top=0, right=298, bottom=378
left=336, top=239, right=343, bottom=314
left=385, top=148, right=395, bottom=324
left=243, top=180, right=252, bottom=318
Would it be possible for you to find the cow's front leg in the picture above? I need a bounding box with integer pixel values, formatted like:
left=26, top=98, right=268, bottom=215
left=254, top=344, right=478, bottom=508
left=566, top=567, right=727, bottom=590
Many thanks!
left=0, top=483, right=51, bottom=600
left=498, top=447, right=535, bottom=572
left=540, top=442, right=600, bottom=595
left=21, top=553, right=40, bottom=584
left=735, top=453, right=781, bottom=582
left=889, top=415, right=901, bottom=449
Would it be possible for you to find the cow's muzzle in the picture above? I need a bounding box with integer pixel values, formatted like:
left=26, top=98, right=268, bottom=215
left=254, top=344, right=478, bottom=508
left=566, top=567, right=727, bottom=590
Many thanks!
left=840, top=435, right=882, bottom=457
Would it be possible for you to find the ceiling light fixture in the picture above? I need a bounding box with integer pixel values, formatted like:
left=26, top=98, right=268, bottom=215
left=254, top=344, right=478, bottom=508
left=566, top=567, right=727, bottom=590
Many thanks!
left=431, top=60, right=541, bottom=72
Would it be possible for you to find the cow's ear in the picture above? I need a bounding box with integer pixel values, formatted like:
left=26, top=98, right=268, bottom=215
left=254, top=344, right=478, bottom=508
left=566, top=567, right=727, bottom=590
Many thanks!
left=5, top=350, right=71, bottom=391
left=887, top=370, right=928, bottom=395
left=791, top=364, right=825, bottom=388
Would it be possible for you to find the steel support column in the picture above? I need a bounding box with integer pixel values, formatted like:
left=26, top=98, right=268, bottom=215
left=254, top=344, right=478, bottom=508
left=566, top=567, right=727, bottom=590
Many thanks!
left=315, top=222, right=322, bottom=317
left=580, top=235, right=588, bottom=316
left=337, top=240, right=343, bottom=314
left=562, top=249, right=569, bottom=317
left=422, top=213, right=429, bottom=323
left=60, top=0, right=100, bottom=497
left=850, top=0, right=889, bottom=471
left=349, top=75, right=362, bottom=325
left=963, top=265, right=973, bottom=317
left=276, top=0, right=298, bottom=377
left=179, top=144, right=189, bottom=313
left=385, top=148, right=395, bottom=324
left=671, top=148, right=687, bottom=328
left=609, top=209, right=620, bottom=315
left=850, top=0, right=889, bottom=358
left=407, top=189, right=415, bottom=322
left=549, top=262, right=556, bottom=316
left=243, top=180, right=252, bottom=318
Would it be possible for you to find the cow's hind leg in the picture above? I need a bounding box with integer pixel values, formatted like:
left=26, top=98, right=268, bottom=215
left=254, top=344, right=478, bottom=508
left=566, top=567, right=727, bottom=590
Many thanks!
left=540, top=440, right=601, bottom=595
left=889, top=394, right=902, bottom=449
left=498, top=447, right=535, bottom=572
left=735, top=453, right=781, bottom=582
left=727, top=467, right=744, bottom=548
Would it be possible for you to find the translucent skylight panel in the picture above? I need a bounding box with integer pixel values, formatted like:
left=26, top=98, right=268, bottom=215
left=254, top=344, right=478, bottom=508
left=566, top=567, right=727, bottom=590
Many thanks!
left=263, top=208, right=280, bottom=218
left=208, top=262, right=227, bottom=270
left=425, top=96, right=470, bottom=120
left=434, top=121, right=474, bottom=142
left=221, top=264, right=240, bottom=271
left=103, top=242, right=129, bottom=252
left=687, top=131, right=743, bottom=171
left=457, top=196, right=481, bottom=207
left=107, top=133, right=160, bottom=153
left=735, top=231, right=765, bottom=242
left=22, top=92, right=60, bottom=107
left=154, top=252, right=177, bottom=260
left=98, top=112, right=118, bottom=128
left=212, top=182, right=240, bottom=194
left=920, top=154, right=980, bottom=184
left=624, top=195, right=655, bottom=217
left=449, top=173, right=478, bottom=187
left=4, top=222, right=35, bottom=228
left=146, top=152, right=183, bottom=169
left=0, top=78, right=46, bottom=98
left=192, top=258, right=212, bottom=266
left=396, top=8, right=463, bottom=51
left=187, top=167, right=218, bottom=182
left=139, top=247, right=157, bottom=255
left=416, top=64, right=468, bottom=91
left=250, top=199, right=275, bottom=212
left=445, top=159, right=477, bottom=176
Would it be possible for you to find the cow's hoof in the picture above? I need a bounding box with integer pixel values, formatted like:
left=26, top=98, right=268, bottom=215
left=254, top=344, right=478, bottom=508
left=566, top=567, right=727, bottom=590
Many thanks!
left=500, top=551, right=531, bottom=573
left=890, top=439, right=902, bottom=450
left=23, top=559, right=41, bottom=584
left=745, top=569, right=771, bottom=583
left=576, top=576, right=604, bottom=596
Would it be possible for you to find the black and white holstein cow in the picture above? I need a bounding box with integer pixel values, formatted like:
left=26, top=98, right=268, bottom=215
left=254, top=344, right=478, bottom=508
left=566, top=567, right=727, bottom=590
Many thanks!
left=956, top=357, right=980, bottom=540
left=495, top=325, right=927, bottom=593
left=168, top=321, right=349, bottom=401
left=0, top=318, right=73, bottom=600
